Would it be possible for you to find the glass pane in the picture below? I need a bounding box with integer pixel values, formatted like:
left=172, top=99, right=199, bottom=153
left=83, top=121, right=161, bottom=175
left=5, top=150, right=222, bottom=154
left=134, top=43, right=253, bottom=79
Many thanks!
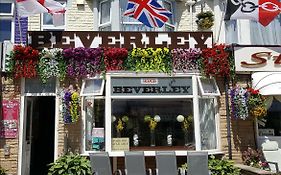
left=85, top=99, right=105, bottom=151
left=83, top=79, right=103, bottom=95
left=199, top=98, right=217, bottom=150
left=24, top=78, right=56, bottom=93
left=111, top=99, right=195, bottom=149
left=199, top=78, right=219, bottom=95
left=43, top=13, right=65, bottom=25
left=258, top=98, right=281, bottom=136
left=122, top=24, right=155, bottom=31
left=0, top=3, right=12, bottom=13
left=99, top=25, right=111, bottom=31
left=100, top=0, right=110, bottom=24
left=0, top=19, right=11, bottom=42
left=163, top=1, right=173, bottom=24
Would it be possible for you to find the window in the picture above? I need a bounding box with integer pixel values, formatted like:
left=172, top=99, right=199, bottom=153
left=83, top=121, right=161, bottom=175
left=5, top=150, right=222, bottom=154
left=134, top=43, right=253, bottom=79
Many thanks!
left=111, top=99, right=195, bottom=149
left=99, top=0, right=111, bottom=31
left=80, top=78, right=105, bottom=96
left=24, top=78, right=56, bottom=95
left=0, top=1, right=14, bottom=42
left=199, top=98, right=217, bottom=150
left=225, top=17, right=281, bottom=45
left=97, top=0, right=175, bottom=31
left=83, top=74, right=220, bottom=154
left=198, top=77, right=220, bottom=96
left=41, top=0, right=66, bottom=31
left=84, top=97, right=105, bottom=151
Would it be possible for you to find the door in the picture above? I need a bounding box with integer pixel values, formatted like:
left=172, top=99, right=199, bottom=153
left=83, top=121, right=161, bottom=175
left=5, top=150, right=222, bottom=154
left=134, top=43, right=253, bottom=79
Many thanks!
left=22, top=97, right=34, bottom=175
left=21, top=96, right=56, bottom=175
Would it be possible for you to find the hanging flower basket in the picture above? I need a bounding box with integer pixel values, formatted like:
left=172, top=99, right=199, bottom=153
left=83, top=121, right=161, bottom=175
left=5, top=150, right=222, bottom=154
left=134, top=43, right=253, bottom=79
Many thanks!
left=38, top=48, right=66, bottom=83
left=63, top=47, right=103, bottom=78
left=247, top=88, right=267, bottom=118
left=60, top=88, right=80, bottom=123
left=171, top=48, right=201, bottom=72
left=124, top=48, right=172, bottom=73
left=198, top=44, right=232, bottom=78
left=6, top=45, right=39, bottom=78
left=196, top=11, right=214, bottom=30
left=103, top=48, right=128, bottom=71
left=230, top=86, right=249, bottom=120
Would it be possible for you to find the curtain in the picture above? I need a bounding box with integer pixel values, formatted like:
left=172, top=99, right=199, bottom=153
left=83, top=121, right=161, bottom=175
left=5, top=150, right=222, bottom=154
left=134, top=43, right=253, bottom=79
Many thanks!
left=199, top=98, right=217, bottom=150
left=250, top=16, right=281, bottom=45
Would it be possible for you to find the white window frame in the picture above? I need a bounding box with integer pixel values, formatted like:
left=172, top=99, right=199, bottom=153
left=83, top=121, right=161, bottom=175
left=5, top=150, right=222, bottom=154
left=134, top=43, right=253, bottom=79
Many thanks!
left=80, top=78, right=105, bottom=96
left=98, top=0, right=111, bottom=30
left=162, top=0, right=175, bottom=31
left=198, top=76, right=221, bottom=96
left=40, top=0, right=66, bottom=31
left=81, top=72, right=222, bottom=156
left=0, top=0, right=15, bottom=42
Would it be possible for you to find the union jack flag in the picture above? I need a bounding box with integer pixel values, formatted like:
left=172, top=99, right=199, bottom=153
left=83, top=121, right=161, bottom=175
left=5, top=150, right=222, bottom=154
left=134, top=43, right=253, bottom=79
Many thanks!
left=124, top=0, right=172, bottom=28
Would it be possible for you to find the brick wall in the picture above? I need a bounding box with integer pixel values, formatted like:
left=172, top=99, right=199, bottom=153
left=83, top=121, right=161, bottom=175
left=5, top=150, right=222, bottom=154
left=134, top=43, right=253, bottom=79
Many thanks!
left=0, top=78, right=21, bottom=175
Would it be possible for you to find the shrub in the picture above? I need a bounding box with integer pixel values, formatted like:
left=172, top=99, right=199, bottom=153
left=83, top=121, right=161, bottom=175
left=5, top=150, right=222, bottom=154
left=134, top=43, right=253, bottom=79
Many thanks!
left=208, top=155, right=240, bottom=175
left=48, top=153, right=91, bottom=175
left=242, top=147, right=269, bottom=170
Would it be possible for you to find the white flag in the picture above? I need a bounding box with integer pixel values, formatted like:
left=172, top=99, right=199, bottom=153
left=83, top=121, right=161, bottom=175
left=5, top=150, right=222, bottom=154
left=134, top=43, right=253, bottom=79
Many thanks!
left=16, top=0, right=48, bottom=17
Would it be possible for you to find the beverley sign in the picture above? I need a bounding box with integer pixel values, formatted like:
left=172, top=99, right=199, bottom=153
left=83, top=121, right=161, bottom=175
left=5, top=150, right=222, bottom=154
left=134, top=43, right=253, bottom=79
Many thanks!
left=28, top=31, right=213, bottom=49
left=234, top=46, right=281, bottom=72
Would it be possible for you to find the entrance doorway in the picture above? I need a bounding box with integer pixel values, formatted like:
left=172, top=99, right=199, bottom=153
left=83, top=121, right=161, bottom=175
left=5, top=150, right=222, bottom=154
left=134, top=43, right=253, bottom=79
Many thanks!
left=22, top=96, right=56, bottom=175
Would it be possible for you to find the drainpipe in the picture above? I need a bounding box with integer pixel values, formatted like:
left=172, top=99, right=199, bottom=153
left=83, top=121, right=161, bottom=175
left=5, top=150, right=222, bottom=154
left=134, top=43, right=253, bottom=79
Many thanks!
left=225, top=76, right=232, bottom=159
left=185, top=0, right=196, bottom=31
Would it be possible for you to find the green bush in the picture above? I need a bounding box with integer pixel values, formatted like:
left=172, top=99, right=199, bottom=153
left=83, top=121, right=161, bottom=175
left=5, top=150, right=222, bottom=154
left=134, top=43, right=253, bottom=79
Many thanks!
left=208, top=155, right=240, bottom=175
left=48, top=153, right=91, bottom=175
left=0, top=166, right=6, bottom=175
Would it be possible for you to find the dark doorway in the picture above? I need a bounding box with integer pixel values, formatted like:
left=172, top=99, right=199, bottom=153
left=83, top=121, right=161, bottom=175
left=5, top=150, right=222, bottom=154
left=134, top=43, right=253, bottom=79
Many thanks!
left=30, top=96, right=55, bottom=175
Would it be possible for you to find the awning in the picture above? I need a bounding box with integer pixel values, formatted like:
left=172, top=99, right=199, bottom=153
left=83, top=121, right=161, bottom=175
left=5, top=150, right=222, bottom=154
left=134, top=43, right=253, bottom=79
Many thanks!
left=252, top=72, right=281, bottom=95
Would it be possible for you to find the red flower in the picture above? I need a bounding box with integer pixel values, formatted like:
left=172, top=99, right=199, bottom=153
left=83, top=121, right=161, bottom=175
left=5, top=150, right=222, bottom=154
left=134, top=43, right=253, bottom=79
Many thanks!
left=103, top=48, right=128, bottom=71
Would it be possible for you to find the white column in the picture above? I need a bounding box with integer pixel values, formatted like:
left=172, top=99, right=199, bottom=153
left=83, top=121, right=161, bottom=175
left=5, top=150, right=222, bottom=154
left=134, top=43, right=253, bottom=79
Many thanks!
left=192, top=75, right=201, bottom=150
left=185, top=0, right=196, bottom=31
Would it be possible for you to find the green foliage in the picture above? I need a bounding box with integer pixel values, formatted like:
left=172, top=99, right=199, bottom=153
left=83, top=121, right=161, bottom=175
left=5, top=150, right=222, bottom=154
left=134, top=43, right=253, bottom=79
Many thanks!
left=196, top=11, right=214, bottom=30
left=0, top=166, right=6, bottom=175
left=124, top=48, right=172, bottom=73
left=208, top=155, right=240, bottom=175
left=48, top=153, right=91, bottom=175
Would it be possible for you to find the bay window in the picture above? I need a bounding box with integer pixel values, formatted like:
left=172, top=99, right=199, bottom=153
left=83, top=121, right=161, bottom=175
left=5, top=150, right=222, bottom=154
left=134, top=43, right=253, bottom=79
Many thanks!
left=82, top=73, right=220, bottom=154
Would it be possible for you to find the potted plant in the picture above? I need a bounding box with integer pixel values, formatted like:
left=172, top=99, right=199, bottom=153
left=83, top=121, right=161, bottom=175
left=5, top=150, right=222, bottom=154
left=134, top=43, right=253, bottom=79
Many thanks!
left=177, top=115, right=193, bottom=146
left=196, top=11, right=214, bottom=30
left=48, top=153, right=91, bottom=175
left=144, top=114, right=161, bottom=146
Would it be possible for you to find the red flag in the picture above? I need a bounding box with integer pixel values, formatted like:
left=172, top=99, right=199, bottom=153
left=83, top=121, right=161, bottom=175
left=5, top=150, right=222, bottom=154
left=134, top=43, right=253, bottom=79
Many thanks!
left=259, top=0, right=281, bottom=26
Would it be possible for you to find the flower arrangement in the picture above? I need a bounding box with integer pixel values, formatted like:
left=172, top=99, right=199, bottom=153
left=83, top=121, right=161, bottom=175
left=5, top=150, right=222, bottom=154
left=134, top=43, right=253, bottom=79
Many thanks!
left=230, top=86, right=249, bottom=120
left=177, top=115, right=193, bottom=132
left=63, top=47, right=103, bottom=78
left=6, top=45, right=39, bottom=78
left=125, top=48, right=172, bottom=73
left=112, top=115, right=129, bottom=137
left=144, top=115, right=161, bottom=131
left=38, top=48, right=66, bottom=83
left=242, top=147, right=269, bottom=170
left=196, top=11, right=214, bottom=30
left=103, top=48, right=128, bottom=71
left=60, top=86, right=80, bottom=123
left=171, top=48, right=201, bottom=72
left=198, top=44, right=232, bottom=78
left=247, top=88, right=267, bottom=118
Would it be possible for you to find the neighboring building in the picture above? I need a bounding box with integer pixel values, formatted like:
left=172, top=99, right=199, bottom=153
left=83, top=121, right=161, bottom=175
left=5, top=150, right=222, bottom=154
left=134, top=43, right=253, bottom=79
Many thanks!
left=0, top=0, right=280, bottom=174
